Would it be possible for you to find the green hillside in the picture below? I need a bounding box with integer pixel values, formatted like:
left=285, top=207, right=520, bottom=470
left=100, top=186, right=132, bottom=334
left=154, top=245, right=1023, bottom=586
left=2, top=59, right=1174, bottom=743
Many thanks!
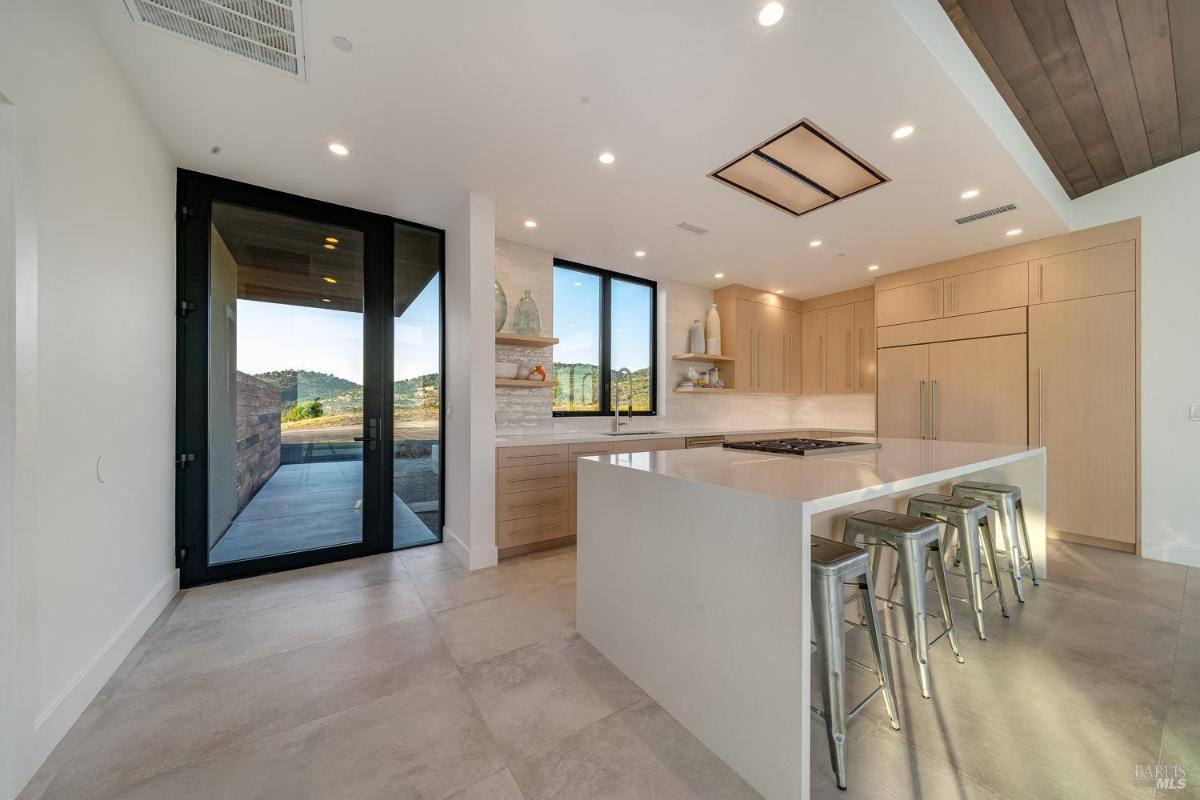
left=254, top=369, right=441, bottom=416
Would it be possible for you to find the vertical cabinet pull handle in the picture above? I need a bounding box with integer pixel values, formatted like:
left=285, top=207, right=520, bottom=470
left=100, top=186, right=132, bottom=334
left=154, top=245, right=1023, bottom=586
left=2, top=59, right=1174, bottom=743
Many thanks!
left=1038, top=264, right=1044, bottom=300
left=1036, top=368, right=1044, bottom=446
left=931, top=380, right=938, bottom=440
left=819, top=335, right=824, bottom=390
left=845, top=330, right=851, bottom=389
left=931, top=285, right=938, bottom=314
left=919, top=381, right=926, bottom=439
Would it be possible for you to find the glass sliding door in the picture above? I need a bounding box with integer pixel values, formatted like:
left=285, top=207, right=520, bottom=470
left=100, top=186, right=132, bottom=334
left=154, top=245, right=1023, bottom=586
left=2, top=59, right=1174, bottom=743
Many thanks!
left=176, top=171, right=444, bottom=587
left=391, top=223, right=443, bottom=548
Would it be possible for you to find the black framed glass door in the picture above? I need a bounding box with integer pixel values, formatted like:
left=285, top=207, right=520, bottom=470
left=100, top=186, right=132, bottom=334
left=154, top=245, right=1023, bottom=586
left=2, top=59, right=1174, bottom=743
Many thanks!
left=176, top=171, right=443, bottom=587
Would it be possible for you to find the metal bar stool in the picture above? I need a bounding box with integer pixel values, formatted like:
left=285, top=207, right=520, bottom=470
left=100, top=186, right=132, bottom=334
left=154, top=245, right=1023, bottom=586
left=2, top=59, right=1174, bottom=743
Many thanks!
left=952, top=481, right=1039, bottom=602
left=906, top=494, right=1008, bottom=640
left=810, top=536, right=901, bottom=791
left=841, top=510, right=963, bottom=700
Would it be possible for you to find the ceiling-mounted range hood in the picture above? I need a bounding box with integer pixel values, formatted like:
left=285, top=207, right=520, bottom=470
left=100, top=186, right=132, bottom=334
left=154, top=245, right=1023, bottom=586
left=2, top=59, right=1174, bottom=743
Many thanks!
left=709, top=119, right=888, bottom=217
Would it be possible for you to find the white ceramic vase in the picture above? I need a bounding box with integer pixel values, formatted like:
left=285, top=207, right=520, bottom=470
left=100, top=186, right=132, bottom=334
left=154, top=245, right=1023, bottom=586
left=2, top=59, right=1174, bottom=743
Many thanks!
left=688, top=320, right=705, bottom=353
left=705, top=303, right=722, bottom=354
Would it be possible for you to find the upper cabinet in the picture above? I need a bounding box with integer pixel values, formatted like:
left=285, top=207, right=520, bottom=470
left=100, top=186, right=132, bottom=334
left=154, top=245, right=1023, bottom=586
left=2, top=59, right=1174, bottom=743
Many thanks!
left=800, top=309, right=826, bottom=395
left=875, top=279, right=942, bottom=326
left=853, top=299, right=875, bottom=392
left=718, top=288, right=802, bottom=394
left=1030, top=240, right=1135, bottom=304
left=943, top=262, right=1027, bottom=317
left=825, top=304, right=855, bottom=394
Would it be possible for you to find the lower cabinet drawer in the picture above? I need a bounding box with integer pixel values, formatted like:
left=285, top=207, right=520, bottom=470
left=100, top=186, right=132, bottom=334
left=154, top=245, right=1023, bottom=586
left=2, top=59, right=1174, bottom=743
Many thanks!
left=496, top=487, right=568, bottom=521
left=497, top=512, right=568, bottom=548
left=497, top=462, right=568, bottom=494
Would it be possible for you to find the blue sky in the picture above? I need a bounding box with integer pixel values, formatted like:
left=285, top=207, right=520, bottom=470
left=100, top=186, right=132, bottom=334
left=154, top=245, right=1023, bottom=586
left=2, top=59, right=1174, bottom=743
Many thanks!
left=236, top=275, right=441, bottom=384
left=552, top=267, right=651, bottom=371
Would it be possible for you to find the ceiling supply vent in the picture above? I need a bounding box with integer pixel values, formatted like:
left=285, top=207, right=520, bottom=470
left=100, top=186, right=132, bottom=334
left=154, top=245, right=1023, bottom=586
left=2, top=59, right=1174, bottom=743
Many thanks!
left=123, top=0, right=307, bottom=80
left=709, top=119, right=888, bottom=218
left=676, top=222, right=709, bottom=235
left=954, top=203, right=1017, bottom=225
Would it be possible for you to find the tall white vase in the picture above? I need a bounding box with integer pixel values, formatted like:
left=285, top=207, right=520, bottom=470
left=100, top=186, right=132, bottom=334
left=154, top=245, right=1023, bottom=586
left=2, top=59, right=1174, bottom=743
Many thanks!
left=688, top=320, right=705, bottom=354
left=705, top=303, right=722, bottom=355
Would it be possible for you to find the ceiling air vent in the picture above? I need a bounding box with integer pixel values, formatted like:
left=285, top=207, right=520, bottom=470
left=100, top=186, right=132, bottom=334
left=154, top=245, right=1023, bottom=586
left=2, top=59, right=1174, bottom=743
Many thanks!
left=676, top=222, right=709, bottom=235
left=954, top=203, right=1017, bottom=225
left=710, top=119, right=888, bottom=218
left=123, top=0, right=307, bottom=80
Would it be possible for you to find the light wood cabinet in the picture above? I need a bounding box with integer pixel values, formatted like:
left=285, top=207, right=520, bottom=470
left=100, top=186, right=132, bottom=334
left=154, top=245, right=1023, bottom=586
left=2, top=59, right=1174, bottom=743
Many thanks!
left=784, top=310, right=803, bottom=394
left=800, top=309, right=826, bottom=395
left=1030, top=240, right=1135, bottom=304
left=877, top=336, right=1026, bottom=445
left=853, top=300, right=875, bottom=392
left=826, top=303, right=856, bottom=394
left=732, top=298, right=757, bottom=392
left=876, top=279, right=942, bottom=326
left=928, top=335, right=1027, bottom=445
left=756, top=304, right=787, bottom=394
left=877, top=344, right=929, bottom=439
left=1029, top=292, right=1136, bottom=545
left=944, top=262, right=1028, bottom=317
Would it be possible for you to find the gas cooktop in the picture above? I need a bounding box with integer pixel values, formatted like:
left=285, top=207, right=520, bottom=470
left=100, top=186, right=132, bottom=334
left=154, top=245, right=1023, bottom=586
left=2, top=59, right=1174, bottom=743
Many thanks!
left=722, top=438, right=881, bottom=456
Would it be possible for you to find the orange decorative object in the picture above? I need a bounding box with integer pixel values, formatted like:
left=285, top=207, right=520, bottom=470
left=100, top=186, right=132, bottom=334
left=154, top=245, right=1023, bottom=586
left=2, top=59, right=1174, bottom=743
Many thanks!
left=530, top=365, right=547, bottom=381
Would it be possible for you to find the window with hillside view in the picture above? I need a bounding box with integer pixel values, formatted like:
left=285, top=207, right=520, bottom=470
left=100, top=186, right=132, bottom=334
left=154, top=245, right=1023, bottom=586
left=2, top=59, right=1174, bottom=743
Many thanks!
left=552, top=260, right=656, bottom=415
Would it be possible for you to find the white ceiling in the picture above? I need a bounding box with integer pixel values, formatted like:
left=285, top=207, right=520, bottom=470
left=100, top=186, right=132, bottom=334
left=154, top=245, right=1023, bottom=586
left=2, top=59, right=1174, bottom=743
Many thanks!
left=83, top=0, right=1069, bottom=298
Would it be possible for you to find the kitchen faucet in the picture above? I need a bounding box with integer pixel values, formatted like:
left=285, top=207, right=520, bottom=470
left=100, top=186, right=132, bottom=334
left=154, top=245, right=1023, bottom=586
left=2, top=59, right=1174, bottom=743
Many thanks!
left=612, top=367, right=633, bottom=431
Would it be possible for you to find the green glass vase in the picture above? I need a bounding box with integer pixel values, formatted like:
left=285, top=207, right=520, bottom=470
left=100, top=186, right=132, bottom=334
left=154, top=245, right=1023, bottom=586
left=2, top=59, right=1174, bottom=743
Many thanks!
left=513, top=290, right=542, bottom=335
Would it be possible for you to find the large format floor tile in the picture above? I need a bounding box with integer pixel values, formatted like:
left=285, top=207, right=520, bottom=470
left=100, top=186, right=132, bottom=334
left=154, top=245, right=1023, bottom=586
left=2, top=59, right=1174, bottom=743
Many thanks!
left=23, top=540, right=1197, bottom=800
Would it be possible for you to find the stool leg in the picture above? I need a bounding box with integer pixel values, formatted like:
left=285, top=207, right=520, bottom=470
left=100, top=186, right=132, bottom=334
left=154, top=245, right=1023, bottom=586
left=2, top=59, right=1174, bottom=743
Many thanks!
left=811, top=574, right=849, bottom=790
left=896, top=538, right=934, bottom=699
left=953, top=517, right=989, bottom=640
left=999, top=496, right=1026, bottom=602
left=1015, top=499, right=1039, bottom=585
left=858, top=569, right=901, bottom=731
left=928, top=540, right=965, bottom=664
left=978, top=516, right=1009, bottom=618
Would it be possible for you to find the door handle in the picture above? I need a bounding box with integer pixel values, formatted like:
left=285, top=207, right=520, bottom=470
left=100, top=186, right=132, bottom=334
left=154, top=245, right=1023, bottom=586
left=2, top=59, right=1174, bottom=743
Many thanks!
left=1036, top=369, right=1044, bottom=446
left=930, top=380, right=938, bottom=440
left=354, top=418, right=379, bottom=451
left=819, top=335, right=824, bottom=391
left=845, top=330, right=851, bottom=389
left=1038, top=264, right=1044, bottom=300
left=919, top=380, right=926, bottom=439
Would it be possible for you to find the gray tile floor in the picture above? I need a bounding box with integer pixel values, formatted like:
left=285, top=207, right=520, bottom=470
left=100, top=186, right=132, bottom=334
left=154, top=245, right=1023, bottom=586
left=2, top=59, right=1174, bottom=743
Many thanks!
left=19, top=540, right=1199, bottom=800
left=209, top=461, right=438, bottom=564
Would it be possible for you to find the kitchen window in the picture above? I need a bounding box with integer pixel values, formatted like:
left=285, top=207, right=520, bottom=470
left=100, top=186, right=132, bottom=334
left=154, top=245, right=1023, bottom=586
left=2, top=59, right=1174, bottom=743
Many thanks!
left=552, top=259, right=657, bottom=416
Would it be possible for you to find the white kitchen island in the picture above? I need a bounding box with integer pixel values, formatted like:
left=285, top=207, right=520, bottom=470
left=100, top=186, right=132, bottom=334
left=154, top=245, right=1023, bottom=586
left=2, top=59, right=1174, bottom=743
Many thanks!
left=575, top=437, right=1046, bottom=800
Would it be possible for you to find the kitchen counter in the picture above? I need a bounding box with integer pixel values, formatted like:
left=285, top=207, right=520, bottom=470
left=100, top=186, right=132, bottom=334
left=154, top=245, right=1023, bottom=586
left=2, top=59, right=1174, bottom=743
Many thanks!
left=575, top=437, right=1046, bottom=800
left=494, top=424, right=875, bottom=448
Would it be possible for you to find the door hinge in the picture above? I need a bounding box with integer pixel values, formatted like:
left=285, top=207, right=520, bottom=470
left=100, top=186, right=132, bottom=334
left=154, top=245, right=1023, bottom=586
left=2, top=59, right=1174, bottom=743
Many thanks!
left=178, top=300, right=197, bottom=318
left=176, top=205, right=195, bottom=224
left=176, top=453, right=196, bottom=469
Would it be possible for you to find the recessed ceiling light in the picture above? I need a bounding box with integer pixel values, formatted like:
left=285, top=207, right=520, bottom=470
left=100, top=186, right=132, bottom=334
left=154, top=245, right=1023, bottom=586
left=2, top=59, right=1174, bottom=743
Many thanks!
left=598, top=152, right=616, bottom=165
left=321, top=298, right=332, bottom=303
left=1006, top=228, right=1023, bottom=237
left=867, top=264, right=880, bottom=271
left=323, top=276, right=337, bottom=284
left=960, top=189, right=980, bottom=200
left=758, top=1, right=784, bottom=26
left=891, top=125, right=914, bottom=140
left=634, top=250, right=646, bottom=258
left=524, top=219, right=537, bottom=228
left=325, top=236, right=339, bottom=244
left=714, top=273, right=725, bottom=279
left=774, top=289, right=785, bottom=294
left=323, top=243, right=336, bottom=250
left=331, top=36, right=354, bottom=53
left=327, top=142, right=350, bottom=156
left=809, top=239, right=822, bottom=248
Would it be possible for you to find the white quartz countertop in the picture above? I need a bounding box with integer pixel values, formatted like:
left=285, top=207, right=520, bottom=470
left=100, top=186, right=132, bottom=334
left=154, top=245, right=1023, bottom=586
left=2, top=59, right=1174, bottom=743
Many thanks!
left=494, top=424, right=875, bottom=448
left=582, top=437, right=1043, bottom=509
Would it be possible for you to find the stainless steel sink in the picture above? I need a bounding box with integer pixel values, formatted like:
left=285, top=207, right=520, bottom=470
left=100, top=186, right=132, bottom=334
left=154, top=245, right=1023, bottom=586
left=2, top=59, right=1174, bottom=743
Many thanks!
left=599, top=430, right=674, bottom=436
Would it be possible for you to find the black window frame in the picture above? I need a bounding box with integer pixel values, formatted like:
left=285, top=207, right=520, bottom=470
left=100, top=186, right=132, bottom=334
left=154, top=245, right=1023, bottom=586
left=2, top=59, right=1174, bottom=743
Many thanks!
left=551, top=258, right=658, bottom=417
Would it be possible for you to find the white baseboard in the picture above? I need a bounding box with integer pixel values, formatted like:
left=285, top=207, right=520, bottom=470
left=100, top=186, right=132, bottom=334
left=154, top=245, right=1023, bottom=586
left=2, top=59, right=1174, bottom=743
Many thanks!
left=442, top=526, right=498, bottom=571
left=21, top=568, right=178, bottom=788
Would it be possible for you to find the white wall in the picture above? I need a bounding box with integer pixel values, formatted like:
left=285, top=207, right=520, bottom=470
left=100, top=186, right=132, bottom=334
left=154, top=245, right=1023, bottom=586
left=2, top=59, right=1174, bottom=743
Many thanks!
left=1070, top=152, right=1200, bottom=568
left=0, top=2, right=179, bottom=793
left=444, top=193, right=498, bottom=569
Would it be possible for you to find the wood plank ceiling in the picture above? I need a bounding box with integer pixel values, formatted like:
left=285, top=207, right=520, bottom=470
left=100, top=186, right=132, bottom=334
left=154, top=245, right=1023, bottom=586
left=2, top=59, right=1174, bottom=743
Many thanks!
left=943, top=0, right=1200, bottom=198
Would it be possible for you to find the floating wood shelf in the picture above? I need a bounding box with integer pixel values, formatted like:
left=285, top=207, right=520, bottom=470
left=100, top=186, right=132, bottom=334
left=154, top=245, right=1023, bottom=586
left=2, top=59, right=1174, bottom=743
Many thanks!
left=672, top=387, right=736, bottom=394
left=496, top=333, right=559, bottom=347
left=672, top=353, right=735, bottom=363
left=496, top=378, right=550, bottom=389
